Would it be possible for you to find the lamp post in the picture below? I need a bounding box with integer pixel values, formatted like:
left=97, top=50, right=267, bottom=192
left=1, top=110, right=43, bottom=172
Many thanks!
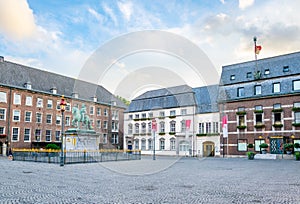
left=60, top=95, right=67, bottom=167
left=259, top=135, right=263, bottom=154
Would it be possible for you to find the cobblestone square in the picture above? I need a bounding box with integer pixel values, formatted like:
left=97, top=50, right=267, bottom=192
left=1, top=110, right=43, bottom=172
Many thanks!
left=0, top=156, right=299, bottom=203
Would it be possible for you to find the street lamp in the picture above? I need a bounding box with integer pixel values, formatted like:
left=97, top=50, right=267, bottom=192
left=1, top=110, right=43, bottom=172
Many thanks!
left=60, top=95, right=67, bottom=166
left=259, top=136, right=263, bottom=154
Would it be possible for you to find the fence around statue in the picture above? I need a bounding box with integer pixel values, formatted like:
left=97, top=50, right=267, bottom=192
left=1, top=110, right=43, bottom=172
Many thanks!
left=11, top=149, right=141, bottom=164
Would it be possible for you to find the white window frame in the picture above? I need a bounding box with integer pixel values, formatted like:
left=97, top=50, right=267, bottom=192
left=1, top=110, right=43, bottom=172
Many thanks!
left=25, top=96, right=32, bottom=106
left=13, top=110, right=20, bottom=122
left=25, top=111, right=32, bottom=122
left=37, top=98, right=43, bottom=108
left=12, top=127, right=19, bottom=141
left=47, top=99, right=53, bottom=109
left=0, top=108, right=6, bottom=120
left=24, top=128, right=31, bottom=142
left=14, top=93, right=21, bottom=105
left=0, top=92, right=7, bottom=103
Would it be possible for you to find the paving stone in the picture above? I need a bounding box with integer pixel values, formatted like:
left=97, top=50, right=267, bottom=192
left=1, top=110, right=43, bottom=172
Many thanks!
left=0, top=156, right=299, bottom=203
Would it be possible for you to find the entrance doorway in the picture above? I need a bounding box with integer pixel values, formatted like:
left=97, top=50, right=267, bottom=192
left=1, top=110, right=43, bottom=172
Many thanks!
left=203, top=142, right=215, bottom=157
left=270, top=138, right=283, bottom=154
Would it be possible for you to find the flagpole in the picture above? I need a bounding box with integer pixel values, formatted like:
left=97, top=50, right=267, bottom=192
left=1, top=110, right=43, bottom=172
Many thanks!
left=253, top=36, right=257, bottom=61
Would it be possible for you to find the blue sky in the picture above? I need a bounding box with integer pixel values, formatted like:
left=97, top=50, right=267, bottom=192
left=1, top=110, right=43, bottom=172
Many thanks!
left=1, top=0, right=300, bottom=99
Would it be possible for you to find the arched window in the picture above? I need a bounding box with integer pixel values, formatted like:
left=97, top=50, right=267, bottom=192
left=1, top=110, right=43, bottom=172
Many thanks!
left=170, top=121, right=176, bottom=133
left=148, top=139, right=153, bottom=150
left=134, top=139, right=139, bottom=149
left=141, top=139, right=146, bottom=150
left=135, top=123, right=139, bottom=134
left=160, top=121, right=165, bottom=133
left=159, top=138, right=165, bottom=150
left=128, top=124, right=133, bottom=134
left=170, top=138, right=176, bottom=150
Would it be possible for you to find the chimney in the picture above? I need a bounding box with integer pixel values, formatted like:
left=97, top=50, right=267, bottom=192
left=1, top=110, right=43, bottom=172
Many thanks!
left=24, top=81, right=32, bottom=90
left=92, top=96, right=97, bottom=102
left=0, top=56, right=4, bottom=62
left=50, top=87, right=57, bottom=94
left=72, top=92, right=79, bottom=99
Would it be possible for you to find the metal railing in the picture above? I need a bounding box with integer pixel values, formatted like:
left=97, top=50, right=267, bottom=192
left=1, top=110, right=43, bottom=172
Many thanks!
left=11, top=149, right=141, bottom=164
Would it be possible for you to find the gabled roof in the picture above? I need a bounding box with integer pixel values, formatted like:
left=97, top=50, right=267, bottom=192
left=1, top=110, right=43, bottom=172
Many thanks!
left=0, top=59, right=127, bottom=108
left=193, top=85, right=219, bottom=113
left=127, top=85, right=196, bottom=112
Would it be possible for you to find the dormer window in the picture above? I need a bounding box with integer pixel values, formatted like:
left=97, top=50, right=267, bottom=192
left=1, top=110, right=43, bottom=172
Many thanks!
left=92, top=96, right=97, bottom=102
left=72, top=92, right=78, bottom=98
left=230, top=75, right=235, bottom=80
left=264, top=69, right=270, bottom=75
left=24, top=82, right=32, bottom=90
left=246, top=72, right=252, bottom=78
left=50, top=87, right=57, bottom=94
left=283, top=66, right=289, bottom=72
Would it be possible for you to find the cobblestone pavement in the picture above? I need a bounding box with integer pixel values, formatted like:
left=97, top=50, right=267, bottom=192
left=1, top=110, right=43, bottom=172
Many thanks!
left=0, top=156, right=299, bottom=204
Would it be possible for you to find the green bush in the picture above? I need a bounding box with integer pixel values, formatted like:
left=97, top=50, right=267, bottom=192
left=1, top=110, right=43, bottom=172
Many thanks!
left=259, top=143, right=268, bottom=149
left=295, top=152, right=300, bottom=160
left=45, top=144, right=60, bottom=150
left=247, top=151, right=255, bottom=160
left=294, top=143, right=300, bottom=148
left=247, top=144, right=254, bottom=148
left=284, top=143, right=294, bottom=150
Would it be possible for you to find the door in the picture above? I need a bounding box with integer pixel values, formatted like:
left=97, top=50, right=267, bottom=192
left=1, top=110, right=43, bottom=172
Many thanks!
left=270, top=138, right=283, bottom=154
left=203, top=142, right=215, bottom=157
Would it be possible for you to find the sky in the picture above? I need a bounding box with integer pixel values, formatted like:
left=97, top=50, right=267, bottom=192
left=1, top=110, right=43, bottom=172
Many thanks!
left=1, top=0, right=300, bottom=100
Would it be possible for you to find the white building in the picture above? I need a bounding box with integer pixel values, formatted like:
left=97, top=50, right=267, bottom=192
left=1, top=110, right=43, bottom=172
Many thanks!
left=124, top=85, right=220, bottom=157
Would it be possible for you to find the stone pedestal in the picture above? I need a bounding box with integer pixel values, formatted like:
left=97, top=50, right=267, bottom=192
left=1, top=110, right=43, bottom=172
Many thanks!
left=64, top=129, right=100, bottom=151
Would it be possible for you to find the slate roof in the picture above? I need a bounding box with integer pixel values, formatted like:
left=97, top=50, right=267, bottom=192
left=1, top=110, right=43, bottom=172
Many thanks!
left=0, top=59, right=127, bottom=108
left=219, top=51, right=300, bottom=101
left=127, top=84, right=219, bottom=113
left=127, top=85, right=196, bottom=112
left=193, top=85, right=219, bottom=113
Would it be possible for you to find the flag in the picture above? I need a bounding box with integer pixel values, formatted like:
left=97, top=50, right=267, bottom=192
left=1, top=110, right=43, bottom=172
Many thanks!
left=222, top=115, right=228, bottom=138
left=186, top=120, right=191, bottom=130
left=255, top=45, right=262, bottom=54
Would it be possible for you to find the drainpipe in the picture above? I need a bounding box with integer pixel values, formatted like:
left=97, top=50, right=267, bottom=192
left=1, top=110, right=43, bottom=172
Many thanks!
left=6, top=87, right=12, bottom=155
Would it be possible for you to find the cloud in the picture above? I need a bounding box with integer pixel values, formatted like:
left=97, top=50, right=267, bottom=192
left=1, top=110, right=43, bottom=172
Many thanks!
left=88, top=8, right=104, bottom=24
left=239, top=0, right=255, bottom=10
left=0, top=0, right=36, bottom=40
left=103, top=4, right=118, bottom=26
left=117, top=1, right=133, bottom=21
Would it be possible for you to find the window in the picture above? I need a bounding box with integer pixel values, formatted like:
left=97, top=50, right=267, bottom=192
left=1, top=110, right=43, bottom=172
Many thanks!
left=55, top=131, right=60, bottom=141
left=206, top=122, right=212, bottom=133
left=159, top=111, right=165, bottom=117
left=14, top=93, right=21, bottom=105
left=135, top=114, right=139, bottom=119
left=230, top=75, right=235, bottom=80
left=237, top=87, right=244, bottom=97
left=213, top=122, right=219, bottom=133
left=135, top=123, right=139, bottom=134
left=181, top=109, right=187, bottom=115
left=66, top=103, right=71, bottom=111
left=36, top=98, right=43, bottom=107
left=255, top=139, right=265, bottom=151
left=13, top=110, right=20, bottom=121
left=238, top=115, right=245, bottom=126
left=47, top=100, right=53, bottom=109
left=103, top=134, right=107, bottom=144
left=274, top=113, right=281, bottom=124
left=293, top=80, right=300, bottom=91
left=141, top=139, right=146, bottom=150
left=170, top=138, right=176, bottom=150
left=199, top=123, right=204, bottom=134
left=0, top=127, right=4, bottom=134
left=36, top=113, right=42, bottom=123
left=128, top=115, right=133, bottom=120
left=148, top=112, right=153, bottom=118
left=273, top=103, right=281, bottom=110
left=238, top=107, right=245, bottom=112
left=160, top=122, right=165, bottom=133
left=90, top=106, right=94, bottom=115
left=24, top=111, right=31, bottom=122
left=104, top=109, right=108, bottom=116
left=273, top=83, right=280, bottom=93
left=181, top=120, right=186, bottom=132
left=128, top=124, right=133, bottom=134
left=46, top=130, right=51, bottom=141
left=294, top=112, right=300, bottom=124
left=103, top=121, right=108, bottom=129
left=148, top=139, right=152, bottom=150
left=142, top=113, right=146, bottom=119
left=170, top=110, right=176, bottom=116
left=65, top=116, right=70, bottom=126
left=0, top=92, right=6, bottom=102
left=134, top=139, right=139, bottom=149
left=170, top=121, right=176, bottom=132
left=12, top=127, right=19, bottom=141
left=56, top=101, right=61, bottom=110
left=97, top=120, right=101, bottom=128
left=25, top=96, right=32, bottom=106
left=246, top=72, right=252, bottom=78
left=97, top=108, right=101, bottom=116
left=254, top=85, right=261, bottom=95
left=45, top=114, right=51, bottom=124
left=294, top=102, right=300, bottom=108
left=255, top=114, right=263, bottom=124
left=160, top=138, right=165, bottom=150
left=283, top=66, right=289, bottom=72
left=24, top=128, right=30, bottom=142
left=35, top=129, right=41, bottom=141
left=111, top=134, right=118, bottom=144
left=264, top=69, right=270, bottom=75
left=141, top=123, right=146, bottom=133
left=0, top=109, right=6, bottom=120
left=255, top=105, right=262, bottom=111
left=56, top=116, right=61, bottom=125
left=112, top=121, right=118, bottom=131
left=238, top=139, right=247, bottom=151
left=148, top=122, right=152, bottom=132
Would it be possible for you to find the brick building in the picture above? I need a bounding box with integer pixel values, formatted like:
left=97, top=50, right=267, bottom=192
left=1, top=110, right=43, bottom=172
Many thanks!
left=0, top=56, right=126, bottom=155
left=219, top=52, right=300, bottom=156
